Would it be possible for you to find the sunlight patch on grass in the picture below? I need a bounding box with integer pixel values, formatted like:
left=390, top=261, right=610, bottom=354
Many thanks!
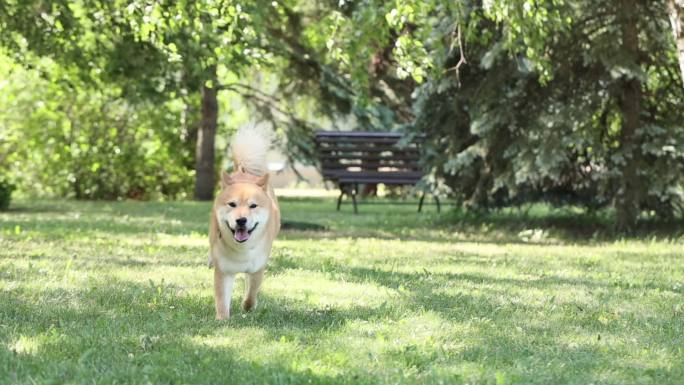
left=156, top=233, right=207, bottom=248
left=8, top=335, right=43, bottom=356
left=267, top=270, right=397, bottom=308
left=189, top=328, right=270, bottom=350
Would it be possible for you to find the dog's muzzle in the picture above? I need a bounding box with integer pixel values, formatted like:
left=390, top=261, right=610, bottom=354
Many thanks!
left=227, top=221, right=258, bottom=243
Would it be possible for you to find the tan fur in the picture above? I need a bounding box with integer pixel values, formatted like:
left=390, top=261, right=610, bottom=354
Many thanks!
left=209, top=171, right=280, bottom=320
left=209, top=127, right=280, bottom=320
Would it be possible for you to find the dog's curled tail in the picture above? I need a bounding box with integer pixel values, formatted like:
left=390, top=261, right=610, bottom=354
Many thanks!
left=231, top=124, right=271, bottom=176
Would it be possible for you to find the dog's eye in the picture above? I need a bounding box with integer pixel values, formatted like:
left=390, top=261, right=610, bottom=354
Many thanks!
left=249, top=203, right=258, bottom=209
left=228, top=202, right=236, bottom=208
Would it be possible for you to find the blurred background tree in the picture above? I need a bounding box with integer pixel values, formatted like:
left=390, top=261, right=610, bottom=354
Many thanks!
left=0, top=0, right=273, bottom=199
left=265, top=0, right=684, bottom=231
left=670, top=0, right=684, bottom=84
left=1, top=0, right=682, bottom=230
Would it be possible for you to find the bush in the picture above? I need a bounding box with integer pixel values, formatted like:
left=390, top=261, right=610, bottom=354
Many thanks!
left=0, top=56, right=196, bottom=201
left=0, top=179, right=14, bottom=210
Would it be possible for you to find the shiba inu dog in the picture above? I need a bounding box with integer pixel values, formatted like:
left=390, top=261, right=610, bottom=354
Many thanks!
left=209, top=128, right=280, bottom=320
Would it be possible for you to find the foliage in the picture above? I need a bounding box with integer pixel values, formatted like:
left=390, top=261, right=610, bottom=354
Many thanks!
left=265, top=0, right=684, bottom=229
left=474, top=0, right=684, bottom=228
left=0, top=0, right=269, bottom=97
left=0, top=53, right=194, bottom=200
left=1, top=198, right=683, bottom=384
left=0, top=0, right=278, bottom=200
left=1, top=1, right=683, bottom=228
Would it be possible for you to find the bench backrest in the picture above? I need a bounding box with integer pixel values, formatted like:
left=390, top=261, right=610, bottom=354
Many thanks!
left=315, top=131, right=425, bottom=184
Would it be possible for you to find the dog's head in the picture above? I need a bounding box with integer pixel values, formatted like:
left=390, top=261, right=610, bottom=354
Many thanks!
left=214, top=171, right=271, bottom=245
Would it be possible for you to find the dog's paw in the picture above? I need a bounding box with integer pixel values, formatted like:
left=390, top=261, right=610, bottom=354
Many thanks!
left=242, top=298, right=257, bottom=312
left=215, top=312, right=229, bottom=320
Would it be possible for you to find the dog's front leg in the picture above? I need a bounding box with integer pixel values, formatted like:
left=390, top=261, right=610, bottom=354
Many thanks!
left=214, top=268, right=236, bottom=320
left=243, top=268, right=265, bottom=311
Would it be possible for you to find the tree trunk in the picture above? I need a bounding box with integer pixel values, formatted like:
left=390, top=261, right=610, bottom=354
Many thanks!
left=615, top=1, right=643, bottom=232
left=669, top=0, right=684, bottom=87
left=194, top=73, right=218, bottom=201
left=465, top=166, right=491, bottom=210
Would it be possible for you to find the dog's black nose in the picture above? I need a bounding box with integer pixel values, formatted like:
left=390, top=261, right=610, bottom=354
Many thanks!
left=235, top=217, right=247, bottom=227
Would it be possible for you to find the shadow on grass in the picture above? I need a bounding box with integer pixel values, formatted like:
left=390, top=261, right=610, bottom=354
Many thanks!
left=2, top=205, right=70, bottom=214
left=2, top=271, right=681, bottom=384
left=5, top=197, right=684, bottom=244
left=3, top=198, right=683, bottom=383
left=285, top=197, right=684, bottom=242
left=0, top=278, right=394, bottom=384
left=438, top=208, right=684, bottom=241
left=335, top=264, right=682, bottom=383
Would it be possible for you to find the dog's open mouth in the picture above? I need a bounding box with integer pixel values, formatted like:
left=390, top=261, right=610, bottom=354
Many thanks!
left=227, top=221, right=258, bottom=243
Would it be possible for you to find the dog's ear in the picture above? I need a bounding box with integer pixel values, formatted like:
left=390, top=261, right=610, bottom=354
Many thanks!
left=220, top=171, right=234, bottom=188
left=255, top=173, right=269, bottom=190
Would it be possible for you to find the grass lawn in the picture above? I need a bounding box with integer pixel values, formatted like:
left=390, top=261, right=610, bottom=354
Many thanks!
left=1, top=198, right=683, bottom=384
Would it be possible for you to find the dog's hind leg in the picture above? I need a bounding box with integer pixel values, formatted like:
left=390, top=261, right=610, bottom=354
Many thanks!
left=243, top=268, right=264, bottom=311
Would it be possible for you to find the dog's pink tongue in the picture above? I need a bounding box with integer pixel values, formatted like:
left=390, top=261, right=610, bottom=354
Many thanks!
left=234, top=229, right=250, bottom=242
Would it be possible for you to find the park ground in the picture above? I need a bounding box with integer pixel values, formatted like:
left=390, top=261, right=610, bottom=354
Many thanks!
left=1, top=197, right=683, bottom=384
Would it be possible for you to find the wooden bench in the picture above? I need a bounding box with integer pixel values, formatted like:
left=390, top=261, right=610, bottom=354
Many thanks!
left=315, top=131, right=440, bottom=213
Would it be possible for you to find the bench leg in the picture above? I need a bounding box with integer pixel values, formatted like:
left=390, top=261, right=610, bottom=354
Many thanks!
left=337, top=185, right=345, bottom=211
left=351, top=184, right=358, bottom=214
left=336, top=190, right=344, bottom=211
left=418, top=193, right=440, bottom=213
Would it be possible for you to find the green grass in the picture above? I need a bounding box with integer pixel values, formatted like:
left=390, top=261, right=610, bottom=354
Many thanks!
left=1, top=198, right=683, bottom=385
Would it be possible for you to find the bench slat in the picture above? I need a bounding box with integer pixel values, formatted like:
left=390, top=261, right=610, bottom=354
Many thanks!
left=321, top=162, right=420, bottom=166
left=338, top=179, right=420, bottom=185
left=315, top=131, right=426, bottom=139
left=326, top=171, right=423, bottom=178
left=322, top=164, right=421, bottom=171
left=315, top=137, right=408, bottom=144
left=316, top=131, right=404, bottom=138
left=320, top=154, right=420, bottom=161
left=318, top=147, right=420, bottom=155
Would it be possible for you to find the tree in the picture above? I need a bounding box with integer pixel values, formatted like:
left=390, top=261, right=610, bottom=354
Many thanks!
left=0, top=53, right=194, bottom=199
left=615, top=0, right=644, bottom=231
left=0, top=0, right=271, bottom=200
left=123, top=2, right=271, bottom=200
left=481, top=0, right=683, bottom=230
left=2, top=0, right=683, bottom=227
left=670, top=0, right=684, bottom=86
left=267, top=0, right=684, bottom=230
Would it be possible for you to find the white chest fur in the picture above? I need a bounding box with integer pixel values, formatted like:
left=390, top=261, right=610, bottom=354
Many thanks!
left=213, top=241, right=270, bottom=274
